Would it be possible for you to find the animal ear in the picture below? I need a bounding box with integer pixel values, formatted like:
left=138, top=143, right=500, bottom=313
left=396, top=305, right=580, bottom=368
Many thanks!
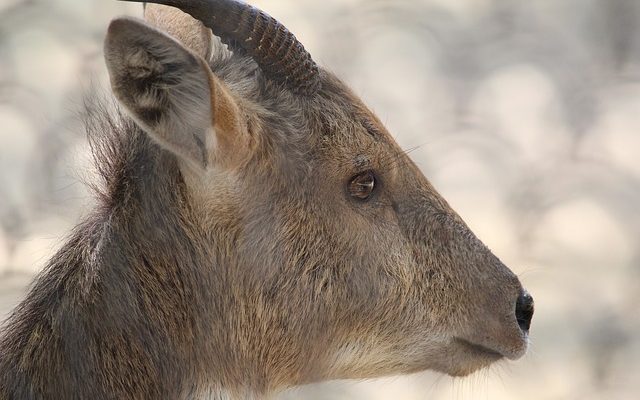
left=104, top=17, right=247, bottom=170
left=144, top=4, right=213, bottom=61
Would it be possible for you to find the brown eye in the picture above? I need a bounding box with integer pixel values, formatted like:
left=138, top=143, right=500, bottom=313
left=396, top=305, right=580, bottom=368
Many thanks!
left=349, top=171, right=377, bottom=200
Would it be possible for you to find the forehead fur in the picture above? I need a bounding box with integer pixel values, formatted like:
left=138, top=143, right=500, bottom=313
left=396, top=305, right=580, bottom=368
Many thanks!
left=209, top=47, right=381, bottom=138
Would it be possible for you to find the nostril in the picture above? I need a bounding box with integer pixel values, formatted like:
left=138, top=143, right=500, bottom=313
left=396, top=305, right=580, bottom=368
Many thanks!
left=515, top=291, right=534, bottom=333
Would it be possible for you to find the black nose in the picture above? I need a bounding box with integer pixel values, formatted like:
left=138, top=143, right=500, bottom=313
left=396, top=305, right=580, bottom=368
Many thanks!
left=515, top=290, right=534, bottom=333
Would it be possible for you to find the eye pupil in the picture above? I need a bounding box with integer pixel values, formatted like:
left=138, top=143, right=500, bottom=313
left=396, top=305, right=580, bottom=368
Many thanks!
left=349, top=171, right=376, bottom=200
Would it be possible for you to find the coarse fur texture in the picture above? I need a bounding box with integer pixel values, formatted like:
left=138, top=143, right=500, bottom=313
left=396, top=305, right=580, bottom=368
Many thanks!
left=0, top=3, right=533, bottom=399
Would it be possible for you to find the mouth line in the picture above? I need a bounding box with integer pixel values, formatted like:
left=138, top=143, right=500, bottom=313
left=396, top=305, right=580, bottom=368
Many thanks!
left=454, top=337, right=504, bottom=359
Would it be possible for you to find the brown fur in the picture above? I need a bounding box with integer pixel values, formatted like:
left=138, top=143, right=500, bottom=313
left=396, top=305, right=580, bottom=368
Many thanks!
left=0, top=5, right=531, bottom=400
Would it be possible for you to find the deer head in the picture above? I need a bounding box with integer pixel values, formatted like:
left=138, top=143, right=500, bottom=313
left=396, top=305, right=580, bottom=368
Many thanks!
left=103, top=0, right=534, bottom=394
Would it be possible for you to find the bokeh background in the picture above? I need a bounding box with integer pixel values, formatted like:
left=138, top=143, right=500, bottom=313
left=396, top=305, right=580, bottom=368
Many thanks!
left=1, top=0, right=639, bottom=399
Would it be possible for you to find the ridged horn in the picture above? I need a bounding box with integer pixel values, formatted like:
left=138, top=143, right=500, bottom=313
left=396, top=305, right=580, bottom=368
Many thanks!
left=120, top=0, right=321, bottom=96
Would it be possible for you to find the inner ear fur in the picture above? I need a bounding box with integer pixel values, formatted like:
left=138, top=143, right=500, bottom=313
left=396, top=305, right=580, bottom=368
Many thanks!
left=104, top=17, right=248, bottom=171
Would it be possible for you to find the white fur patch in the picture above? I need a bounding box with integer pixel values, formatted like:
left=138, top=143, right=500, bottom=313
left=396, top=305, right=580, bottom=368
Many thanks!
left=329, top=341, right=390, bottom=373
left=193, top=387, right=230, bottom=400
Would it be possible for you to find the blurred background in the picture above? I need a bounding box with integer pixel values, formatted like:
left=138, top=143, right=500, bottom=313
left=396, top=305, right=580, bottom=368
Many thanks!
left=0, top=0, right=639, bottom=399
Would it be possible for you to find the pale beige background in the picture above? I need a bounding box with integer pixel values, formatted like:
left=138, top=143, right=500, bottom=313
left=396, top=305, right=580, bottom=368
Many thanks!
left=1, top=1, right=639, bottom=399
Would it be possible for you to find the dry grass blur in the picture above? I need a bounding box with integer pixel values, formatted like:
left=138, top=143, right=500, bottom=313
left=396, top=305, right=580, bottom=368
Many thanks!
left=1, top=0, right=639, bottom=399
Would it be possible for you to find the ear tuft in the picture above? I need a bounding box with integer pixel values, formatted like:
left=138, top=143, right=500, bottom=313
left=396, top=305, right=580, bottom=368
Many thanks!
left=105, top=17, right=204, bottom=99
left=106, top=17, right=191, bottom=75
left=105, top=17, right=214, bottom=169
left=104, top=17, right=248, bottom=172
